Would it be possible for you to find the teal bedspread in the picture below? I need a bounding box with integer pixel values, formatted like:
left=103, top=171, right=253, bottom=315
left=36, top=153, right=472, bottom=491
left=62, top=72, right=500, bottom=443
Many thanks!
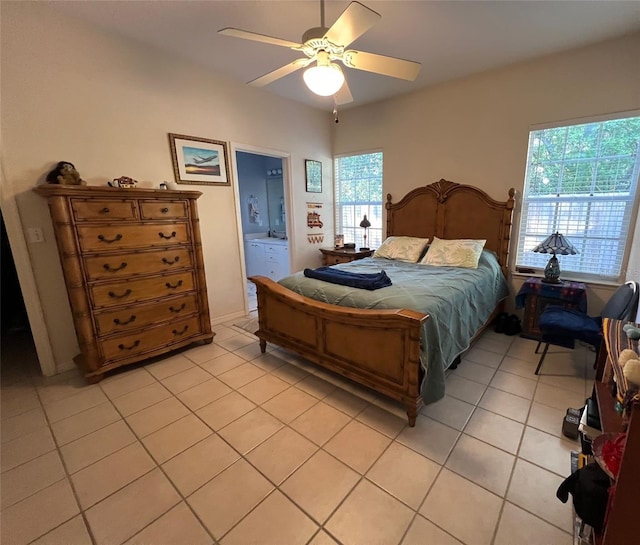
left=279, top=250, right=509, bottom=403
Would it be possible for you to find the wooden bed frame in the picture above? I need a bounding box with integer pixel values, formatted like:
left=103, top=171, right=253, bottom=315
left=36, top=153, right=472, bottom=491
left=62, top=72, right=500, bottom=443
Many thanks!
left=250, top=180, right=515, bottom=425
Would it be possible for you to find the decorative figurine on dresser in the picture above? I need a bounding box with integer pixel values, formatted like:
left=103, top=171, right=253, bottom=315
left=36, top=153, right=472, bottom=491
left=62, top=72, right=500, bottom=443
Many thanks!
left=34, top=184, right=215, bottom=383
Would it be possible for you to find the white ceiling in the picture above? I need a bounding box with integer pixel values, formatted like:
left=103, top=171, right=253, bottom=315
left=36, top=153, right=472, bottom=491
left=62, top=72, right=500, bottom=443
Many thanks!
left=51, top=1, right=640, bottom=111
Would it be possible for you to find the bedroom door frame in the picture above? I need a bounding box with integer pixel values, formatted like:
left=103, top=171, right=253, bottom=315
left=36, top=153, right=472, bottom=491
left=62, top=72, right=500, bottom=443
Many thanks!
left=229, top=142, right=292, bottom=313
left=0, top=169, right=57, bottom=376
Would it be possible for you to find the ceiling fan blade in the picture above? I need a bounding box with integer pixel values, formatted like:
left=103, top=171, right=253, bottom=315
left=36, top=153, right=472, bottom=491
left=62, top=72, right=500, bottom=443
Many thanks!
left=219, top=28, right=301, bottom=49
left=334, top=78, right=353, bottom=106
left=248, top=58, right=311, bottom=87
left=343, top=50, right=421, bottom=81
left=324, top=1, right=380, bottom=49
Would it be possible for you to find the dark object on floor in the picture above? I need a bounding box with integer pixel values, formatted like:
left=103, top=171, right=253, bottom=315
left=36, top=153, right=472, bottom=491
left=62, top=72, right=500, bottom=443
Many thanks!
left=556, top=462, right=610, bottom=532
left=562, top=407, right=582, bottom=439
left=448, top=355, right=462, bottom=370
left=504, top=314, right=522, bottom=336
left=494, top=312, right=509, bottom=333
left=535, top=281, right=639, bottom=374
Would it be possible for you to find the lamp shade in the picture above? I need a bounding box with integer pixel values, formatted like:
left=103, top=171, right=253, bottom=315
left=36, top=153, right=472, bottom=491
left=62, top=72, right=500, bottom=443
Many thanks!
left=303, top=63, right=344, bottom=96
left=532, top=232, right=577, bottom=284
left=359, top=215, right=371, bottom=229
left=532, top=232, right=577, bottom=255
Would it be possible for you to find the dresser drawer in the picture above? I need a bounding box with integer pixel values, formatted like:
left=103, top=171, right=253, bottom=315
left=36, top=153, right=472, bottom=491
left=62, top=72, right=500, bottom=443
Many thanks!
left=325, top=255, right=349, bottom=265
left=101, top=316, right=201, bottom=362
left=71, top=199, right=137, bottom=221
left=84, top=248, right=193, bottom=280
left=140, top=200, right=188, bottom=220
left=78, top=223, right=190, bottom=252
left=265, top=252, right=281, bottom=263
left=91, top=271, right=194, bottom=308
left=265, top=244, right=288, bottom=255
left=95, top=294, right=198, bottom=336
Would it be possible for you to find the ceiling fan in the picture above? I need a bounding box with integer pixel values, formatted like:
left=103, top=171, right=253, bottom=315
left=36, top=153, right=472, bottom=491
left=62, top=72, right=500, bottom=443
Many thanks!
left=219, top=0, right=421, bottom=105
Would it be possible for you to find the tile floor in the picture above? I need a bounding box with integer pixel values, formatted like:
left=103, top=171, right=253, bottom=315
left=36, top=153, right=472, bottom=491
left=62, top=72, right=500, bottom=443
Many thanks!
left=1, top=319, right=592, bottom=545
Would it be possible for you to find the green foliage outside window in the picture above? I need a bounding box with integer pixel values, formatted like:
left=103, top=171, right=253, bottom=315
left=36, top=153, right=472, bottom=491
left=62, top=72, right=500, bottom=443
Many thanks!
left=517, top=115, right=640, bottom=280
left=334, top=152, right=383, bottom=248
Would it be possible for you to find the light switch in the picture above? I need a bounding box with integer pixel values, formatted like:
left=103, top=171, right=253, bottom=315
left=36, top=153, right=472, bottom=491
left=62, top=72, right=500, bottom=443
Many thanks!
left=27, top=227, right=45, bottom=243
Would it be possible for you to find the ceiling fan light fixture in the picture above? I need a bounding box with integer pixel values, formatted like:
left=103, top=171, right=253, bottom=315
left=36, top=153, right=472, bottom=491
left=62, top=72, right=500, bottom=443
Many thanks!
left=303, top=62, right=344, bottom=96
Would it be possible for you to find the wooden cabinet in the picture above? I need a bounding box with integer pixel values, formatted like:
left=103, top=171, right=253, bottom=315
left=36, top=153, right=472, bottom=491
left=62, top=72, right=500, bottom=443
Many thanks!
left=244, top=238, right=289, bottom=281
left=516, top=277, right=587, bottom=343
left=591, top=318, right=639, bottom=545
left=320, top=247, right=374, bottom=266
left=35, top=185, right=214, bottom=382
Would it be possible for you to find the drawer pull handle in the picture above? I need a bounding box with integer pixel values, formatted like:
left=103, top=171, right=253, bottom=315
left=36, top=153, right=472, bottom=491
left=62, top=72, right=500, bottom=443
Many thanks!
left=159, top=231, right=177, bottom=240
left=103, top=262, right=127, bottom=272
left=161, top=207, right=169, bottom=213
left=118, top=340, right=140, bottom=351
left=173, top=325, right=189, bottom=336
left=169, top=303, right=186, bottom=313
left=100, top=207, right=110, bottom=214
left=165, top=280, right=183, bottom=289
left=162, top=256, right=180, bottom=265
left=98, top=234, right=123, bottom=243
left=113, top=315, right=136, bottom=326
left=108, top=289, right=132, bottom=299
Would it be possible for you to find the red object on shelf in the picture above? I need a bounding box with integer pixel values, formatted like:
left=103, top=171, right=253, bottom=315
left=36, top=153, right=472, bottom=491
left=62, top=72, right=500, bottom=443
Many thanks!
left=601, top=433, right=627, bottom=478
left=593, top=432, right=627, bottom=479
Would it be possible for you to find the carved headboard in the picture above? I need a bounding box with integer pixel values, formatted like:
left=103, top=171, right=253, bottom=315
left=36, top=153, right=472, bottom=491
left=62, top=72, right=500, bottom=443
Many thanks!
left=385, top=179, right=515, bottom=276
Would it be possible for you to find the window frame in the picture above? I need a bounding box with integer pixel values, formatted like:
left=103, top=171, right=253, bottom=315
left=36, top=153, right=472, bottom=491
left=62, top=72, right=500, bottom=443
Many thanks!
left=514, top=110, right=640, bottom=284
left=333, top=150, right=384, bottom=250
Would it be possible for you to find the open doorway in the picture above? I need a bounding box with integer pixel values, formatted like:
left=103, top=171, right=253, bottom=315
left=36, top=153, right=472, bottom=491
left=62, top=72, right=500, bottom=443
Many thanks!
left=234, top=149, right=291, bottom=312
left=1, top=209, right=40, bottom=380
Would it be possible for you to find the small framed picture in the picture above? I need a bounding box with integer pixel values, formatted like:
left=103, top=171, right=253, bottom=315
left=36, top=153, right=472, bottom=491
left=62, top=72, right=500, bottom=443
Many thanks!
left=168, top=133, right=231, bottom=186
left=334, top=234, right=344, bottom=249
left=305, top=159, right=322, bottom=193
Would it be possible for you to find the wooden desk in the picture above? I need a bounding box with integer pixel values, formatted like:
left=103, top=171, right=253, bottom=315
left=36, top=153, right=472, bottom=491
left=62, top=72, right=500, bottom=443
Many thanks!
left=591, top=318, right=639, bottom=545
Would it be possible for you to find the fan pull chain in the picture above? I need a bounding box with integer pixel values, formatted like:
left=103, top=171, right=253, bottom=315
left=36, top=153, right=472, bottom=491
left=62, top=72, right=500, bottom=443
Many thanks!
left=333, top=104, right=339, bottom=124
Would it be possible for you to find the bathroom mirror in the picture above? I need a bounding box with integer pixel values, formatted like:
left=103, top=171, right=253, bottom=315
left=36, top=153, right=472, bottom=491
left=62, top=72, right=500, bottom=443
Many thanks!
left=266, top=176, right=286, bottom=239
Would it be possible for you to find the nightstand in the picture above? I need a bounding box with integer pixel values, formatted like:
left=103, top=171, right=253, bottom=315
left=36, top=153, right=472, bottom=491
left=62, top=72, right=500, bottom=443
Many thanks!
left=320, top=247, right=374, bottom=266
left=515, top=277, right=587, bottom=343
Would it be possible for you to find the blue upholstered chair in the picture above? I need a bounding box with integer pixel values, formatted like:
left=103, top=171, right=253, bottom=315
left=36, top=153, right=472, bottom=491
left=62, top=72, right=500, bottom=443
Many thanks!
left=535, top=281, right=639, bottom=375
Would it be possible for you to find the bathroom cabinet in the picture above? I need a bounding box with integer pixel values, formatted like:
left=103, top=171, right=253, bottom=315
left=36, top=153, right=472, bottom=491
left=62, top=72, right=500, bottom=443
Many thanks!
left=244, top=238, right=289, bottom=281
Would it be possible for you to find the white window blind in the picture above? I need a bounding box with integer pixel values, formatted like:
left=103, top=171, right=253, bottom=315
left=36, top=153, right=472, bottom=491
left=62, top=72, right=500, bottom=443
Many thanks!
left=334, top=151, right=383, bottom=249
left=516, top=114, right=640, bottom=282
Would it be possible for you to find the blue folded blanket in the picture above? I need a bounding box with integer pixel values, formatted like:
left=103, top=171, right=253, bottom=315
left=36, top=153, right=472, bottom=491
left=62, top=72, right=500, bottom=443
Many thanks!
left=303, top=267, right=392, bottom=290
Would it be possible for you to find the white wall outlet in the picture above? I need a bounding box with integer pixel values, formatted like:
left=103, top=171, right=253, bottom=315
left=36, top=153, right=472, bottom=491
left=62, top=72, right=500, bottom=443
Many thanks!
left=27, top=227, right=45, bottom=243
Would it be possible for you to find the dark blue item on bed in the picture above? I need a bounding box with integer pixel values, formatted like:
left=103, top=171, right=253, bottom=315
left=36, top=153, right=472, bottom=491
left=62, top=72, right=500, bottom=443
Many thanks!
left=303, top=267, right=392, bottom=290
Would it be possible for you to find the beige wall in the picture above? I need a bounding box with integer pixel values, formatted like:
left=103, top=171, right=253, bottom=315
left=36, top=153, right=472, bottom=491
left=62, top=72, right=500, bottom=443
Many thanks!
left=1, top=2, right=333, bottom=373
left=334, top=32, right=640, bottom=313
left=2, top=2, right=638, bottom=375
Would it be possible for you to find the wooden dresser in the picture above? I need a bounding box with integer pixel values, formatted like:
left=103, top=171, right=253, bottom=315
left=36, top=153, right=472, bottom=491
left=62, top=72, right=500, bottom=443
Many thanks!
left=35, top=185, right=214, bottom=382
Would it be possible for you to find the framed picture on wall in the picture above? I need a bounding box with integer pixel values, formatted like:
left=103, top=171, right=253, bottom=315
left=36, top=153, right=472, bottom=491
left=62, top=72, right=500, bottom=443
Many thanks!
left=305, top=159, right=322, bottom=193
left=168, top=133, right=231, bottom=186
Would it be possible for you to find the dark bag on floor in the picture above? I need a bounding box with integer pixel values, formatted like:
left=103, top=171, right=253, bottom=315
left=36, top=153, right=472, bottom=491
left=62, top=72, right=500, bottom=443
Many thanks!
left=556, top=462, right=610, bottom=531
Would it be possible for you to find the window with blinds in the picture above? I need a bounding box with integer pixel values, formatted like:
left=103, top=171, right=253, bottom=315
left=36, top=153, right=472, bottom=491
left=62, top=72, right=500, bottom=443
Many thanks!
left=516, top=113, right=640, bottom=282
left=334, top=151, right=383, bottom=249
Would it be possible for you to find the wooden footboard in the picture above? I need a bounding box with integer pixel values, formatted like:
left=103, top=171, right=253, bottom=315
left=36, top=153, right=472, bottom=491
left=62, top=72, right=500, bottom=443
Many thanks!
left=250, top=276, right=428, bottom=426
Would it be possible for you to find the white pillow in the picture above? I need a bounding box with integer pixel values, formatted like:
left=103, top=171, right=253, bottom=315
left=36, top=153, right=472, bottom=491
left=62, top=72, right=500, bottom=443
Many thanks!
left=373, top=236, right=430, bottom=263
left=420, top=236, right=486, bottom=268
